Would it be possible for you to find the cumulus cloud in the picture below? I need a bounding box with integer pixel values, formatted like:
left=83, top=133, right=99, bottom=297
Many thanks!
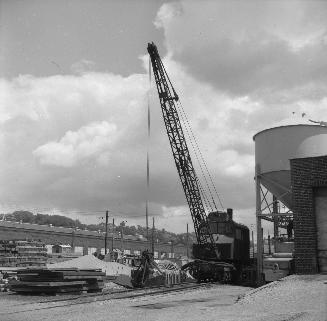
left=1, top=1, right=327, bottom=233
left=71, top=59, right=96, bottom=74
left=33, top=121, right=117, bottom=167
left=154, top=1, right=327, bottom=101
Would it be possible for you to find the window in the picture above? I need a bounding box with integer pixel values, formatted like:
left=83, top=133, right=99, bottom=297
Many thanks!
left=209, top=222, right=218, bottom=234
left=226, top=224, right=232, bottom=234
left=134, top=250, right=141, bottom=256
left=235, top=228, right=242, bottom=240
left=124, top=249, right=131, bottom=255
left=218, top=223, right=225, bottom=234
left=154, top=251, right=159, bottom=258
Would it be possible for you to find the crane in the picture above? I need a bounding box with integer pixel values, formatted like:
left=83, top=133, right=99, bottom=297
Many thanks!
left=147, top=42, right=220, bottom=260
left=130, top=42, right=236, bottom=287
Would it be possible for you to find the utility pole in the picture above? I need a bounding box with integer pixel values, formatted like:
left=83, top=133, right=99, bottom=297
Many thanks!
left=256, top=164, right=263, bottom=286
left=71, top=229, right=75, bottom=253
left=121, top=224, right=124, bottom=253
left=146, top=201, right=149, bottom=247
left=151, top=217, right=155, bottom=254
left=186, top=223, right=189, bottom=258
left=104, top=210, right=109, bottom=255
left=262, top=228, right=264, bottom=255
left=251, top=230, right=254, bottom=259
left=146, top=88, right=150, bottom=249
left=111, top=218, right=115, bottom=254
left=273, top=195, right=279, bottom=249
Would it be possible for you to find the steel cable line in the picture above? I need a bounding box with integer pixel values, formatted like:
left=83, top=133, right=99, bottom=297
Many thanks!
left=176, top=99, right=223, bottom=211
left=160, top=62, right=216, bottom=214
left=159, top=58, right=222, bottom=214
left=176, top=103, right=215, bottom=213
left=176, top=99, right=224, bottom=211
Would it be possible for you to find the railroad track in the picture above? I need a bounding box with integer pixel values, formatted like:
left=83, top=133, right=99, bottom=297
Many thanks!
left=1, top=282, right=218, bottom=315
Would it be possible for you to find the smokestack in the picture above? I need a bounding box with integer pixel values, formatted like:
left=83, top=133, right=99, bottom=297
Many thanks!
left=227, top=208, right=233, bottom=221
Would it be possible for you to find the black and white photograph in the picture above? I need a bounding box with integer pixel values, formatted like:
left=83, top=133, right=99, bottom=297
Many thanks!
left=0, top=1, right=326, bottom=320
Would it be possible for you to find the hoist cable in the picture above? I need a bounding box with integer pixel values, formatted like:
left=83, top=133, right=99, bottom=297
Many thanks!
left=177, top=99, right=224, bottom=211
left=145, top=56, right=152, bottom=242
left=176, top=100, right=215, bottom=213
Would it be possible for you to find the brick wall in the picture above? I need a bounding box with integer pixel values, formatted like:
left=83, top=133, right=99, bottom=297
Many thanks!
left=290, top=155, right=327, bottom=273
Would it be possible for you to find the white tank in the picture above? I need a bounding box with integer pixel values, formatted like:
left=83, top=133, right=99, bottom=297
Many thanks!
left=253, top=124, right=327, bottom=209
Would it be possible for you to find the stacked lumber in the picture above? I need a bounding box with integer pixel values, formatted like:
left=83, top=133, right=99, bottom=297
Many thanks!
left=0, top=240, right=47, bottom=267
left=9, top=268, right=105, bottom=294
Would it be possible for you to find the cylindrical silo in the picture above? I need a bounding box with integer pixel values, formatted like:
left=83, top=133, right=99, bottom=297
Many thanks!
left=253, top=124, right=327, bottom=209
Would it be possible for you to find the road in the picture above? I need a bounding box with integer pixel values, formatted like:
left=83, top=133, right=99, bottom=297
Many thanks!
left=1, top=275, right=326, bottom=321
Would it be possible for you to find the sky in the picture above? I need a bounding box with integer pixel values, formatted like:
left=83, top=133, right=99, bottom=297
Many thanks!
left=1, top=0, right=327, bottom=234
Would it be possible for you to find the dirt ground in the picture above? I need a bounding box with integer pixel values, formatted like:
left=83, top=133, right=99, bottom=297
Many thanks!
left=1, top=275, right=326, bottom=321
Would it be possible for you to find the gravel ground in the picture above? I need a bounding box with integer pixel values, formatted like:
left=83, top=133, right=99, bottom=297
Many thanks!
left=1, top=275, right=326, bottom=321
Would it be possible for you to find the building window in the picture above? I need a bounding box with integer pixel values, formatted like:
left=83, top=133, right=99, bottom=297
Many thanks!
left=154, top=251, right=159, bottom=259
left=235, top=228, right=242, bottom=240
left=124, top=249, right=131, bottom=255
left=134, top=250, right=141, bottom=256
left=75, top=246, right=83, bottom=254
left=218, top=223, right=226, bottom=234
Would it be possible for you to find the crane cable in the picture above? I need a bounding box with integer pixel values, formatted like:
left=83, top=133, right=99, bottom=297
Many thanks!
left=161, top=61, right=216, bottom=213
left=177, top=99, right=224, bottom=211
left=159, top=59, right=217, bottom=215
left=145, top=57, right=151, bottom=242
left=177, top=105, right=215, bottom=213
left=177, top=101, right=217, bottom=212
left=160, top=59, right=224, bottom=212
left=157, top=59, right=216, bottom=216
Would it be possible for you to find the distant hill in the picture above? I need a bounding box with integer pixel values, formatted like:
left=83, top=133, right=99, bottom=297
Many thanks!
left=2, top=211, right=196, bottom=246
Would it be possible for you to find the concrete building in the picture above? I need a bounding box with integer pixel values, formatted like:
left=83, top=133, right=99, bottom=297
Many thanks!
left=52, top=244, right=72, bottom=254
left=0, top=220, right=191, bottom=260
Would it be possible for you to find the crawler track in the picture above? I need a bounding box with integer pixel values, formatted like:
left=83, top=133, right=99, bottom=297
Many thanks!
left=1, top=282, right=217, bottom=316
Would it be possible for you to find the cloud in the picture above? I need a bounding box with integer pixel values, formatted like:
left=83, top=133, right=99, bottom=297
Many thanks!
left=71, top=59, right=96, bottom=74
left=33, top=121, right=117, bottom=167
left=0, top=61, right=259, bottom=231
left=0, top=71, right=150, bottom=213
left=154, top=1, right=327, bottom=102
left=1, top=1, right=327, bottom=233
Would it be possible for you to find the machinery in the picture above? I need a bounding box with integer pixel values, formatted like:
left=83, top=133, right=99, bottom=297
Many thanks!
left=131, top=250, right=165, bottom=288
left=147, top=42, right=234, bottom=282
left=262, top=234, right=294, bottom=283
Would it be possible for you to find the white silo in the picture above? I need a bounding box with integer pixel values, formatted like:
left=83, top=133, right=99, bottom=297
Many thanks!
left=253, top=124, right=327, bottom=283
left=253, top=124, right=327, bottom=209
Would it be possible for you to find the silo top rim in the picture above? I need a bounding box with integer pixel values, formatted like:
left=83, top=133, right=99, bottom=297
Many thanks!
left=253, top=124, right=327, bottom=141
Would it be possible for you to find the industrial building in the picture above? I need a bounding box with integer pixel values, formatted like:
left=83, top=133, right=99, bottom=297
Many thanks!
left=254, top=124, right=327, bottom=278
left=0, top=220, right=190, bottom=261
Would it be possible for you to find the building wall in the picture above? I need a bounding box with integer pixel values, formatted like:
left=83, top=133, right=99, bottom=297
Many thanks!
left=290, top=155, right=327, bottom=273
left=0, top=221, right=190, bottom=259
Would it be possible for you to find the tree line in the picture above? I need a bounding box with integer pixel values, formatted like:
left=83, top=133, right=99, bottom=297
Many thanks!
left=3, top=211, right=196, bottom=246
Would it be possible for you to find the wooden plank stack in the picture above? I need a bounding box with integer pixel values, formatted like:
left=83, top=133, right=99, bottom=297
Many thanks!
left=0, top=240, right=47, bottom=267
left=9, top=268, right=105, bottom=294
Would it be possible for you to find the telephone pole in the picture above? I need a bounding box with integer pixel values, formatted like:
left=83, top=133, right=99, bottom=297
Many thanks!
left=186, top=223, right=189, bottom=258
left=111, top=218, right=115, bottom=253
left=104, top=210, right=109, bottom=254
left=151, top=217, right=155, bottom=254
